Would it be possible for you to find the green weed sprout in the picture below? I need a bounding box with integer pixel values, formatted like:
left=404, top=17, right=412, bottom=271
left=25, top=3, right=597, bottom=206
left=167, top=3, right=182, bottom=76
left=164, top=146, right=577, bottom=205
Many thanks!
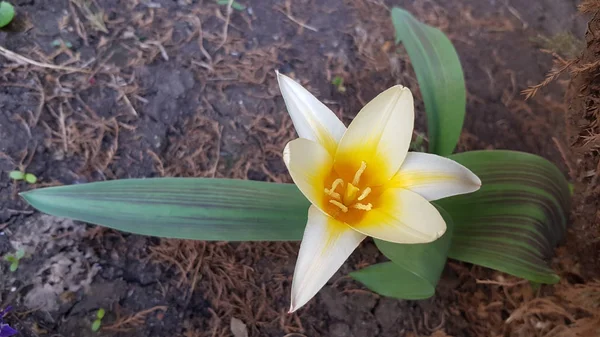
left=4, top=249, right=25, bottom=272
left=216, top=0, right=246, bottom=11
left=9, top=170, right=38, bottom=184
left=0, top=1, right=15, bottom=28
left=331, top=76, right=346, bottom=93
left=91, top=308, right=105, bottom=332
left=51, top=39, right=73, bottom=49
left=8, top=171, right=23, bottom=180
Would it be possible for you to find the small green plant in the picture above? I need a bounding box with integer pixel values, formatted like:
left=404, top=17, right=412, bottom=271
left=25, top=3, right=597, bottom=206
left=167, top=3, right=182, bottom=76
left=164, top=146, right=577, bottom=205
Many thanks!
left=331, top=76, right=346, bottom=93
left=4, top=249, right=25, bottom=272
left=51, top=39, right=73, bottom=49
left=0, top=1, right=15, bottom=28
left=91, top=308, right=105, bottom=332
left=216, top=0, right=246, bottom=11
left=9, top=170, right=38, bottom=184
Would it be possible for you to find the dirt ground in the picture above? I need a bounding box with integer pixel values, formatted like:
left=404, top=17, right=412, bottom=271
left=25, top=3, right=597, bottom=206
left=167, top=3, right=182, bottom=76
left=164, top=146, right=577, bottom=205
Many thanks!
left=0, top=0, right=595, bottom=336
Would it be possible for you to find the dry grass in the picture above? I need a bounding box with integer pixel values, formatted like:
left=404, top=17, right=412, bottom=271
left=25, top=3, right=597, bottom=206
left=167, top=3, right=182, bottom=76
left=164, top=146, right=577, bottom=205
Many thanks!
left=579, top=0, right=600, bottom=14
left=504, top=281, right=600, bottom=337
left=151, top=240, right=303, bottom=336
left=522, top=53, right=575, bottom=100
left=103, top=305, right=168, bottom=332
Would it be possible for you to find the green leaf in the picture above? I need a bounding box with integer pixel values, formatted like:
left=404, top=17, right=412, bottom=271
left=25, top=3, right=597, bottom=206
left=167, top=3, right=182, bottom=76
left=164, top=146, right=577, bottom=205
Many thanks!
left=216, top=0, right=246, bottom=11
left=351, top=206, right=453, bottom=299
left=9, top=170, right=24, bottom=180
left=351, top=262, right=433, bottom=299
left=15, top=249, right=25, bottom=259
left=96, top=308, right=105, bottom=319
left=9, top=261, right=18, bottom=272
left=391, top=7, right=466, bottom=156
left=0, top=1, right=15, bottom=28
left=21, top=178, right=309, bottom=241
left=437, top=150, right=570, bottom=284
left=24, top=173, right=38, bottom=184
left=4, top=255, right=16, bottom=262
left=91, top=319, right=101, bottom=332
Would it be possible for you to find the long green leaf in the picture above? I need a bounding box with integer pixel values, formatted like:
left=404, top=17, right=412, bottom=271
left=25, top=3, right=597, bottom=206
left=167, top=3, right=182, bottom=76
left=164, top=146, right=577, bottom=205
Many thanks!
left=21, top=153, right=569, bottom=286
left=21, top=178, right=309, bottom=241
left=437, top=150, right=570, bottom=284
left=391, top=7, right=466, bottom=156
left=351, top=206, right=453, bottom=299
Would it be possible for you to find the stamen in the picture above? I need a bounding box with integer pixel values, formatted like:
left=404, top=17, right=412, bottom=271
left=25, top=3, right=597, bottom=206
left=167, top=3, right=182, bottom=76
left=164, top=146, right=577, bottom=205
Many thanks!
left=324, top=189, right=341, bottom=200
left=331, top=178, right=344, bottom=192
left=324, top=178, right=345, bottom=200
left=357, top=187, right=372, bottom=201
left=329, top=200, right=349, bottom=213
left=352, top=161, right=367, bottom=186
left=352, top=203, right=373, bottom=211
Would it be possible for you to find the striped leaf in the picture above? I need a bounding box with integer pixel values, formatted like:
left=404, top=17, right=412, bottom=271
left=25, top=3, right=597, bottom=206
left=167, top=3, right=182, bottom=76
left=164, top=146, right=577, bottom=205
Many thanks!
left=351, top=207, right=453, bottom=299
left=391, top=7, right=466, bottom=156
left=21, top=178, right=309, bottom=241
left=21, top=152, right=569, bottom=288
left=437, top=150, right=569, bottom=284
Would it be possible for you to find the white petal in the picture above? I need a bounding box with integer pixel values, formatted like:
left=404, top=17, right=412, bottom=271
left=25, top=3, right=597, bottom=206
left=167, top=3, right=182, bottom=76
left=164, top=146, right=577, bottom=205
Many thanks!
left=388, top=152, right=481, bottom=201
left=349, top=188, right=446, bottom=244
left=283, top=138, right=333, bottom=211
left=290, top=206, right=366, bottom=312
left=277, top=72, right=346, bottom=155
left=334, top=86, right=414, bottom=187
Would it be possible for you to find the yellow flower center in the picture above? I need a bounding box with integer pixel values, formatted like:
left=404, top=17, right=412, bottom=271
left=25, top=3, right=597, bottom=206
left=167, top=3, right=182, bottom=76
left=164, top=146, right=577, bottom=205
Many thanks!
left=322, top=161, right=375, bottom=224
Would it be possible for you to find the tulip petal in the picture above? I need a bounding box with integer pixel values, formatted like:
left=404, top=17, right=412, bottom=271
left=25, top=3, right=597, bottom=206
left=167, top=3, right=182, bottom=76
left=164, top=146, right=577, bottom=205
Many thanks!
left=290, top=206, right=366, bottom=312
left=277, top=72, right=346, bottom=155
left=349, top=188, right=446, bottom=244
left=388, top=152, right=481, bottom=201
left=334, top=86, right=414, bottom=187
left=283, top=138, right=333, bottom=211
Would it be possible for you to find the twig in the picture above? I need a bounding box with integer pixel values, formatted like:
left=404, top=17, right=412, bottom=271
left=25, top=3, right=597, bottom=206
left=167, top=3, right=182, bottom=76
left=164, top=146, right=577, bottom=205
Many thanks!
left=552, top=137, right=576, bottom=179
left=217, top=0, right=234, bottom=51
left=58, top=104, right=68, bottom=153
left=476, top=279, right=528, bottom=287
left=0, top=46, right=89, bottom=73
left=140, top=41, right=169, bottom=61
left=210, top=125, right=224, bottom=177
left=32, top=76, right=45, bottom=127
left=503, top=0, right=528, bottom=29
left=276, top=1, right=318, bottom=32
left=408, top=311, right=420, bottom=337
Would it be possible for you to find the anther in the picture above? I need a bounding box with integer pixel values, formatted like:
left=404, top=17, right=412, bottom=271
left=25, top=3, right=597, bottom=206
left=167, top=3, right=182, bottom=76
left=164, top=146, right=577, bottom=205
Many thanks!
left=357, top=187, right=371, bottom=201
left=324, top=189, right=341, bottom=200
left=352, top=161, right=367, bottom=186
left=352, top=203, right=373, bottom=211
left=330, top=178, right=344, bottom=191
left=329, top=200, right=349, bottom=213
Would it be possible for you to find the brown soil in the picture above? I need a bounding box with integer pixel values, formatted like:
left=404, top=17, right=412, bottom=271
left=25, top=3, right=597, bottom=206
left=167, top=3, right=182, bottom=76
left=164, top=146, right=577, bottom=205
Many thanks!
left=0, top=0, right=592, bottom=336
left=566, top=1, right=600, bottom=281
